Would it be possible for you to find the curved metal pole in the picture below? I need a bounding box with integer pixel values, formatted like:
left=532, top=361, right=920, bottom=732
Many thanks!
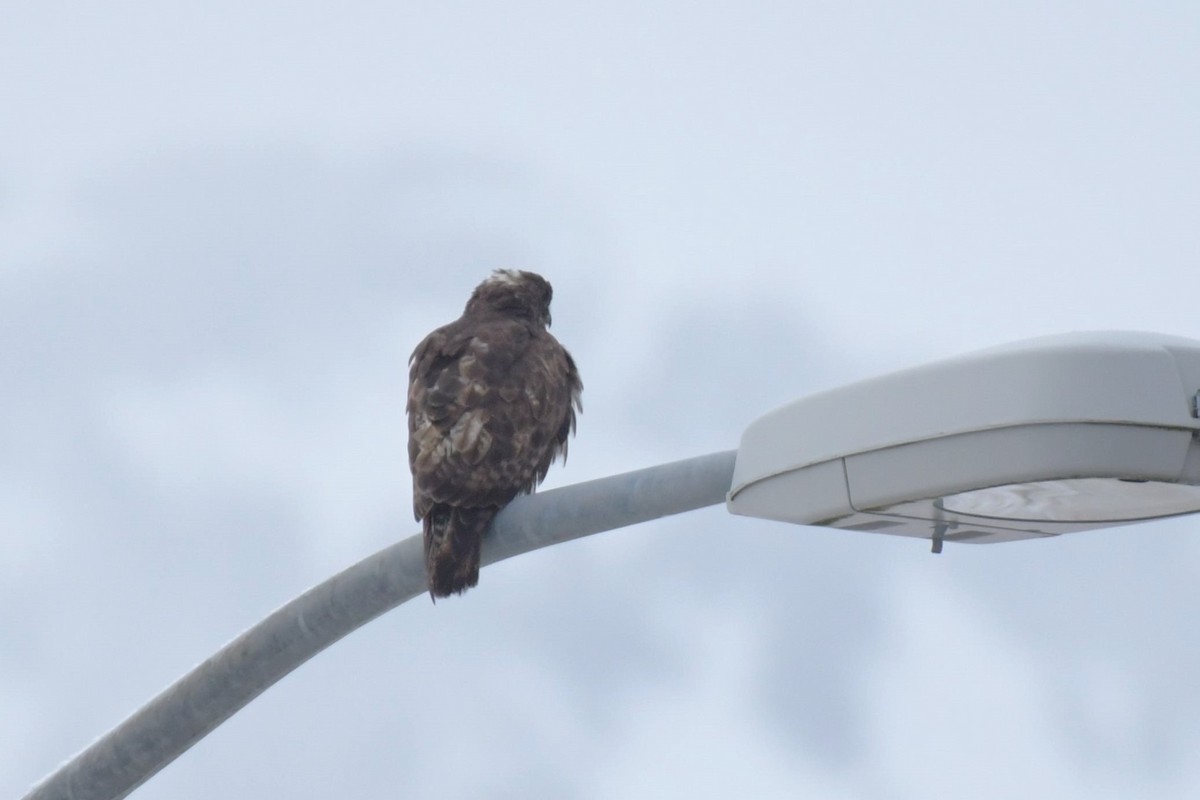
left=25, top=450, right=737, bottom=800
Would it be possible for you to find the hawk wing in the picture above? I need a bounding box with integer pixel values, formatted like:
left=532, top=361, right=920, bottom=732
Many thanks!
left=407, top=316, right=579, bottom=520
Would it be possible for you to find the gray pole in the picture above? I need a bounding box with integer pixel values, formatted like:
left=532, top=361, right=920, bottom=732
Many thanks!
left=25, top=450, right=737, bottom=800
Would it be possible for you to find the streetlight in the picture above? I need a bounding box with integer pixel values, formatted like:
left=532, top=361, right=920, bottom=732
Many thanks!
left=729, top=331, right=1200, bottom=550
left=27, top=331, right=1200, bottom=800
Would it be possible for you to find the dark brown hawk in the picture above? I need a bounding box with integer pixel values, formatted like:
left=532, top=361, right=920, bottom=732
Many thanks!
left=407, top=270, right=582, bottom=599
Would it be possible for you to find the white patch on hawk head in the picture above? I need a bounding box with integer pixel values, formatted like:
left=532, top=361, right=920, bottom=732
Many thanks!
left=485, top=269, right=526, bottom=287
left=464, top=269, right=554, bottom=328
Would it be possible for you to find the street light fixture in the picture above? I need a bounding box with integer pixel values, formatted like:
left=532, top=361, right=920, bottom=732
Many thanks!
left=728, top=331, right=1200, bottom=551
left=27, top=330, right=1200, bottom=800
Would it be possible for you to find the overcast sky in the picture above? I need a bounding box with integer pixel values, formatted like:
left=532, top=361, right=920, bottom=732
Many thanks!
left=4, top=2, right=1200, bottom=798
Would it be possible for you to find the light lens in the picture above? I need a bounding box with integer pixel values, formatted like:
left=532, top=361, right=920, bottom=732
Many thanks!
left=940, top=478, right=1200, bottom=523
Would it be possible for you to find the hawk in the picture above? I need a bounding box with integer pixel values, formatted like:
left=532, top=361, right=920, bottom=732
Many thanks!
left=408, top=270, right=582, bottom=599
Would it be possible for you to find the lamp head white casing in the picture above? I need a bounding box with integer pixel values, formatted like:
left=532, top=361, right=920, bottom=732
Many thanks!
left=727, top=332, right=1200, bottom=547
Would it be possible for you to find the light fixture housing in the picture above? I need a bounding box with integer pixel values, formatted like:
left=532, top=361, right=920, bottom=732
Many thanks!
left=727, top=332, right=1200, bottom=547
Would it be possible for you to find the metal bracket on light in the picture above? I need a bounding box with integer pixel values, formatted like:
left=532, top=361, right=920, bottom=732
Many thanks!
left=727, top=331, right=1200, bottom=549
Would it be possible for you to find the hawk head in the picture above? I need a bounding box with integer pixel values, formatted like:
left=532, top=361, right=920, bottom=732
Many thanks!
left=464, top=269, right=555, bottom=327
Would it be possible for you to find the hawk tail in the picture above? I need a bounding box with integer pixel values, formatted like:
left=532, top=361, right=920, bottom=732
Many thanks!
left=423, top=505, right=496, bottom=600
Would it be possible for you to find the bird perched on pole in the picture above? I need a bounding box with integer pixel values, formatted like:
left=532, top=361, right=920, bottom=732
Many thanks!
left=407, top=270, right=582, bottom=599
